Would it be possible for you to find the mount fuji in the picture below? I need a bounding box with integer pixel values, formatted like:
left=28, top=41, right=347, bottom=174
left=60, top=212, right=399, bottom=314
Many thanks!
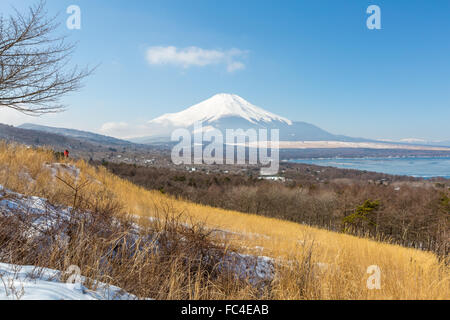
left=132, top=93, right=365, bottom=144
left=150, top=93, right=292, bottom=127
left=12, top=93, right=450, bottom=152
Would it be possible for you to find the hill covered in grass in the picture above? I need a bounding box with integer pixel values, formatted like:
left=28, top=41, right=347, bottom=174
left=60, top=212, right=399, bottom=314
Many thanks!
left=0, top=141, right=448, bottom=299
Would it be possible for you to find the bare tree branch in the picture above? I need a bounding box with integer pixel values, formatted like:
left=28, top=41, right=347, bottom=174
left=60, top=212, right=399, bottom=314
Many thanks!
left=0, top=1, right=94, bottom=115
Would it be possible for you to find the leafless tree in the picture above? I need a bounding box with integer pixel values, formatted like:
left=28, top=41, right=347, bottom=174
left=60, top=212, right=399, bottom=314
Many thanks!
left=0, top=1, right=93, bottom=115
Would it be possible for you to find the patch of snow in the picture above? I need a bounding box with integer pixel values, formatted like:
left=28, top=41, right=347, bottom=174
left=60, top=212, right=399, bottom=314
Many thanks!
left=0, top=263, right=136, bottom=300
left=0, top=185, right=71, bottom=238
left=44, top=163, right=80, bottom=181
left=192, top=125, right=217, bottom=134
left=221, top=253, right=275, bottom=285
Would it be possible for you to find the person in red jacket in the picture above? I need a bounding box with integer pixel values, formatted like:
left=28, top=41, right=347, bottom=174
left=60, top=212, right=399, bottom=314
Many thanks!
left=64, top=149, right=69, bottom=158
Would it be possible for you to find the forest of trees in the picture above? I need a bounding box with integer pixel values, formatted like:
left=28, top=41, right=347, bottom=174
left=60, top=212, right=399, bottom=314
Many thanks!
left=100, top=161, right=449, bottom=257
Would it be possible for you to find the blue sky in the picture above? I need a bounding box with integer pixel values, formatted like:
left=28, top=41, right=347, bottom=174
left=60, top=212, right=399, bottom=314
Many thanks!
left=1, top=0, right=449, bottom=141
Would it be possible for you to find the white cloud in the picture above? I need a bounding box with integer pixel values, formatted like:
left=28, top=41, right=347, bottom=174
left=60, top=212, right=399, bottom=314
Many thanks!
left=100, top=122, right=129, bottom=132
left=146, top=46, right=247, bottom=72
left=227, top=61, right=245, bottom=72
left=99, top=122, right=130, bottom=136
left=99, top=122, right=150, bottom=139
left=0, top=107, right=36, bottom=126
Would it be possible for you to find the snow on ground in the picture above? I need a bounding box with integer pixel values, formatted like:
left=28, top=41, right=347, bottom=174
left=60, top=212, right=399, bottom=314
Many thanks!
left=0, top=185, right=137, bottom=300
left=44, top=162, right=81, bottom=180
left=0, top=263, right=136, bottom=300
left=224, top=253, right=274, bottom=285
left=0, top=184, right=72, bottom=239
left=0, top=184, right=276, bottom=297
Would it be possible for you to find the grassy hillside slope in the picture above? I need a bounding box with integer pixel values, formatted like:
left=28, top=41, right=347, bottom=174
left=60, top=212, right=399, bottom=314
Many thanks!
left=0, top=142, right=448, bottom=299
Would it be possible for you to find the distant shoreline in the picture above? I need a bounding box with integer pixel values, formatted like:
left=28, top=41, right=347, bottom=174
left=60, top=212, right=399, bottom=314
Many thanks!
left=274, top=140, right=450, bottom=151
left=288, top=155, right=450, bottom=161
left=289, top=156, right=450, bottom=179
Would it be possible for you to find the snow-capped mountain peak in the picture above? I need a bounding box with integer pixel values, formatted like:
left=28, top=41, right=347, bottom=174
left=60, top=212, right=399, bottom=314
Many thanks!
left=149, top=93, right=292, bottom=127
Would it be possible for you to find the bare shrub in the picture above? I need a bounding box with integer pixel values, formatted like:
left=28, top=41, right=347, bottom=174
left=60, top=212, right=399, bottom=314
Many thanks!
left=0, top=185, right=269, bottom=299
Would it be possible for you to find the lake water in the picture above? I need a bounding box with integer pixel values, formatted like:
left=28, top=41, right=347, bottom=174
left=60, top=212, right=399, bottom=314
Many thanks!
left=290, top=157, right=450, bottom=179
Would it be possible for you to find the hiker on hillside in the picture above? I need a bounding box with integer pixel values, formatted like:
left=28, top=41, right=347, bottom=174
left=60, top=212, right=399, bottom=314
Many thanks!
left=64, top=149, right=69, bottom=158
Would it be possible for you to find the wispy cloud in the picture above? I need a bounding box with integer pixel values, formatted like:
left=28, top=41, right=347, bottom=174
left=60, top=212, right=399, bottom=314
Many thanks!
left=99, top=122, right=150, bottom=139
left=146, top=46, right=247, bottom=72
left=0, top=107, right=35, bottom=126
left=226, top=61, right=245, bottom=72
left=99, top=122, right=131, bottom=137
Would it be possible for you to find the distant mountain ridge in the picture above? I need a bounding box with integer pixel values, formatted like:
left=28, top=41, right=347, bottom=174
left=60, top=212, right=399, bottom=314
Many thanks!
left=0, top=123, right=154, bottom=155
left=379, top=138, right=450, bottom=148
left=19, top=123, right=134, bottom=147
left=0, top=123, right=101, bottom=151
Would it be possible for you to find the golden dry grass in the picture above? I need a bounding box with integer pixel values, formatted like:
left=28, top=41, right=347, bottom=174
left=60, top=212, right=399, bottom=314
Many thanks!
left=0, top=142, right=448, bottom=299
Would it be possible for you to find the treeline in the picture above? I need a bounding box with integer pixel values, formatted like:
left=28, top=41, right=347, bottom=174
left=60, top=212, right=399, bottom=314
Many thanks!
left=99, top=161, right=449, bottom=257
